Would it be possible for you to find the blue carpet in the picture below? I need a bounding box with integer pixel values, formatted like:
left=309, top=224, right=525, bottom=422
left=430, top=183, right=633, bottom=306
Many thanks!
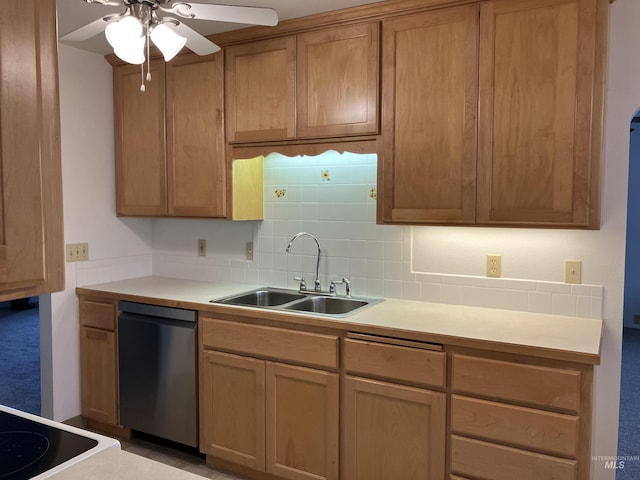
left=0, top=299, right=40, bottom=415
left=618, top=328, right=640, bottom=478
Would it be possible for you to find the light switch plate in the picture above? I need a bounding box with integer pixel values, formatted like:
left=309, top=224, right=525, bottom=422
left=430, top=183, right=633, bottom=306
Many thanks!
left=565, top=260, right=582, bottom=284
left=66, top=243, right=88, bottom=262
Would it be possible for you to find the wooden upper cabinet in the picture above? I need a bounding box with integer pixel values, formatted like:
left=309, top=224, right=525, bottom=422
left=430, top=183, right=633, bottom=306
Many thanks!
left=380, top=5, right=479, bottom=224
left=114, top=60, right=167, bottom=216
left=477, top=0, right=602, bottom=228
left=0, top=0, right=64, bottom=300
left=166, top=53, right=226, bottom=217
left=114, top=53, right=228, bottom=218
left=297, top=23, right=379, bottom=138
left=226, top=37, right=296, bottom=143
left=226, top=22, right=380, bottom=143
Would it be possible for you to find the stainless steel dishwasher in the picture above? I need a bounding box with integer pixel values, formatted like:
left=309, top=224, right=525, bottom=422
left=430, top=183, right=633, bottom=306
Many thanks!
left=118, top=301, right=198, bottom=447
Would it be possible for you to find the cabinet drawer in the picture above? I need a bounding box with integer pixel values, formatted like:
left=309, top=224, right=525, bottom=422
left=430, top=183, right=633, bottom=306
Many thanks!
left=450, top=435, right=577, bottom=480
left=202, top=317, right=339, bottom=369
left=451, top=395, right=579, bottom=457
left=80, top=299, right=116, bottom=330
left=344, top=337, right=445, bottom=388
left=451, top=354, right=581, bottom=412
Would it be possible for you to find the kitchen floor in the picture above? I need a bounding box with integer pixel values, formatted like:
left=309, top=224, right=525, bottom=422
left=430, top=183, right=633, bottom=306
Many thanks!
left=64, top=417, right=247, bottom=480
left=119, top=434, right=247, bottom=480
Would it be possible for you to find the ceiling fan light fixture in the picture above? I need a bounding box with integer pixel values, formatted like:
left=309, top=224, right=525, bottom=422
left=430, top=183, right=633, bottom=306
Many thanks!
left=105, top=15, right=143, bottom=49
left=150, top=24, right=187, bottom=62
left=113, top=35, right=146, bottom=65
left=106, top=16, right=146, bottom=64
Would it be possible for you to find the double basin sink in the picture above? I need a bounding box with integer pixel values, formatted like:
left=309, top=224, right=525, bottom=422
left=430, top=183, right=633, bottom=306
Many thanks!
left=211, top=287, right=382, bottom=318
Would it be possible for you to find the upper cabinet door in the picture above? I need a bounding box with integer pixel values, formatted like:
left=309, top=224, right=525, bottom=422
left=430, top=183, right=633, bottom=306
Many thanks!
left=297, top=23, right=379, bottom=139
left=114, top=60, right=167, bottom=216
left=477, top=0, right=601, bottom=228
left=226, top=37, right=296, bottom=143
left=380, top=6, right=479, bottom=224
left=0, top=0, right=64, bottom=299
left=166, top=53, right=226, bottom=217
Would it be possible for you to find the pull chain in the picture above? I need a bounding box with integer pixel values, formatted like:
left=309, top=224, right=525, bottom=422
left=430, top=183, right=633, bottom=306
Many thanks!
left=146, top=25, right=151, bottom=83
left=139, top=24, right=151, bottom=93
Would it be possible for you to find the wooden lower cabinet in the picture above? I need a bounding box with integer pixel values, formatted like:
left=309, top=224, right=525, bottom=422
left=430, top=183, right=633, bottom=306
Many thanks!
left=79, top=326, right=118, bottom=425
left=343, top=376, right=446, bottom=479
left=450, top=435, right=577, bottom=480
left=200, top=349, right=339, bottom=480
left=79, top=298, right=119, bottom=427
left=266, top=362, right=339, bottom=480
left=200, top=350, right=266, bottom=470
left=450, top=352, right=592, bottom=479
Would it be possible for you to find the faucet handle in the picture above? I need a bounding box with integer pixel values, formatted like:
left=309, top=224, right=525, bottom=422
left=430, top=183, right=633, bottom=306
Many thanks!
left=342, top=277, right=352, bottom=297
left=294, top=276, right=307, bottom=291
left=330, top=277, right=352, bottom=297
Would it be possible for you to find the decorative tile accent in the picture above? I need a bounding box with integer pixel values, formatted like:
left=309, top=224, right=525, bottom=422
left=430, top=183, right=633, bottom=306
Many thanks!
left=321, top=170, right=331, bottom=181
left=274, top=188, right=286, bottom=198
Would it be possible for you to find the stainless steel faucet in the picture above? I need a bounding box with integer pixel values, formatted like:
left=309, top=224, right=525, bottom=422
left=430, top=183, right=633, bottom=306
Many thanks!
left=286, top=232, right=322, bottom=292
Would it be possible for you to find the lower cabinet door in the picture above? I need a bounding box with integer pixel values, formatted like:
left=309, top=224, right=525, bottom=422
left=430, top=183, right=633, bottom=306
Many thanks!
left=80, top=326, right=118, bottom=425
left=200, top=350, right=266, bottom=470
left=343, top=376, right=446, bottom=480
left=266, top=362, right=339, bottom=480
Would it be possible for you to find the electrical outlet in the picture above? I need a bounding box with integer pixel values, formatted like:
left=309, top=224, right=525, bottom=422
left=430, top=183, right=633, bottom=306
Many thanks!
left=246, top=242, right=254, bottom=261
left=198, top=239, right=206, bottom=257
left=565, top=260, right=582, bottom=284
left=66, top=243, right=89, bottom=262
left=486, top=254, right=501, bottom=278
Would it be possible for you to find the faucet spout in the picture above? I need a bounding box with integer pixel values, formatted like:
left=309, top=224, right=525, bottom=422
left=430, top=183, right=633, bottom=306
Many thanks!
left=286, top=232, right=322, bottom=292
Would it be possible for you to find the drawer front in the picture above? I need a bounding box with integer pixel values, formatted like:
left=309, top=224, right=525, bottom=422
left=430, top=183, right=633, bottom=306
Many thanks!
left=450, top=435, right=577, bottom=480
left=451, top=354, right=581, bottom=412
left=80, top=299, right=116, bottom=330
left=344, top=338, right=445, bottom=388
left=202, top=317, right=339, bottom=369
left=451, top=395, right=579, bottom=457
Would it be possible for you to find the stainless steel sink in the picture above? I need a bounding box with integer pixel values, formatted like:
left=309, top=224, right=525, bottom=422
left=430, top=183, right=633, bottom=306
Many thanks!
left=283, top=296, right=369, bottom=315
left=211, top=287, right=381, bottom=317
left=215, top=288, right=305, bottom=307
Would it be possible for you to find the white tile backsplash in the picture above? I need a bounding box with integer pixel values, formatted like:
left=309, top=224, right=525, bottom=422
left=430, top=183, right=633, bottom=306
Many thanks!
left=151, top=150, right=604, bottom=320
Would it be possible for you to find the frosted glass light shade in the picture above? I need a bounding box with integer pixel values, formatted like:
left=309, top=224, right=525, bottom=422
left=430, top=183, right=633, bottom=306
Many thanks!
left=106, top=16, right=145, bottom=65
left=114, top=35, right=146, bottom=64
left=150, top=24, right=187, bottom=62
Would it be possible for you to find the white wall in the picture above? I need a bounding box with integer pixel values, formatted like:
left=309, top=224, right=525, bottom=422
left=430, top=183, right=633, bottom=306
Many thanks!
left=44, top=44, right=153, bottom=421
left=51, top=0, right=640, bottom=476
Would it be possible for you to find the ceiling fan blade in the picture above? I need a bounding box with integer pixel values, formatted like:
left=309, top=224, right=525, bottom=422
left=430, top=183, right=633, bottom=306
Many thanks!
left=60, top=17, right=110, bottom=42
left=171, top=21, right=221, bottom=55
left=169, top=3, right=278, bottom=26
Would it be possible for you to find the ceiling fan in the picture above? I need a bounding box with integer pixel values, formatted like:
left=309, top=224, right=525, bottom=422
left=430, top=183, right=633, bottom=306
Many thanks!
left=61, top=0, right=278, bottom=90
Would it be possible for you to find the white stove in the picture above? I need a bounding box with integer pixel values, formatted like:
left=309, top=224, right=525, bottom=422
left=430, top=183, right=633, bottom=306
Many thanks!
left=0, top=405, right=120, bottom=479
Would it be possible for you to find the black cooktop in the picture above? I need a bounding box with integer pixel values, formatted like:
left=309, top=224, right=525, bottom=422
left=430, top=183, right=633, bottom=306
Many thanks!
left=0, top=411, right=98, bottom=479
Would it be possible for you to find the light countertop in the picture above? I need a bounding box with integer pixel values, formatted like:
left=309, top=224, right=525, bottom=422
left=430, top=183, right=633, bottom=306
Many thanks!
left=47, top=448, right=206, bottom=480
left=77, top=276, right=603, bottom=364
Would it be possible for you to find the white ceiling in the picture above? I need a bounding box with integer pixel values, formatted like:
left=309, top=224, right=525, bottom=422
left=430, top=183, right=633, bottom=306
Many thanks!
left=56, top=0, right=384, bottom=55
